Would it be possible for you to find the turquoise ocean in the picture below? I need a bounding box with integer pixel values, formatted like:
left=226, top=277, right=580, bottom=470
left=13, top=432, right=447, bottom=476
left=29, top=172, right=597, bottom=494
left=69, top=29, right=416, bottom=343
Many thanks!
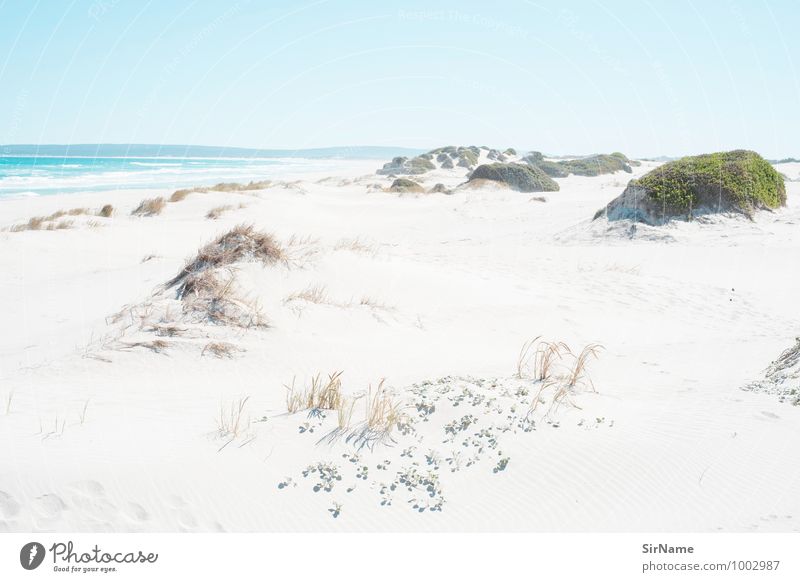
left=0, top=145, right=420, bottom=198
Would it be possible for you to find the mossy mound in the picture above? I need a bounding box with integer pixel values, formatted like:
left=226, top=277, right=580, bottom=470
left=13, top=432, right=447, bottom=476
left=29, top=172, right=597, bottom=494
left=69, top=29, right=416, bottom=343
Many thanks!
left=523, top=153, right=568, bottom=178
left=468, top=163, right=559, bottom=193
left=555, top=154, right=632, bottom=176
left=524, top=151, right=638, bottom=177
left=457, top=149, right=479, bottom=168
left=429, top=183, right=452, bottom=194
left=388, top=178, right=425, bottom=193
left=599, top=150, right=786, bottom=224
left=377, top=155, right=435, bottom=175
left=380, top=145, right=489, bottom=175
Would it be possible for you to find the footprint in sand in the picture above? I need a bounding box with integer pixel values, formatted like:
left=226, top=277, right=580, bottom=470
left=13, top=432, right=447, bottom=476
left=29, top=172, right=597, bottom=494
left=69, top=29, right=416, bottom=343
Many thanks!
left=32, top=494, right=67, bottom=520
left=122, top=502, right=150, bottom=523
left=177, top=509, right=198, bottom=530
left=0, top=491, right=21, bottom=519
left=68, top=480, right=106, bottom=498
left=67, top=480, right=118, bottom=523
left=167, top=495, right=199, bottom=531
left=166, top=494, right=187, bottom=509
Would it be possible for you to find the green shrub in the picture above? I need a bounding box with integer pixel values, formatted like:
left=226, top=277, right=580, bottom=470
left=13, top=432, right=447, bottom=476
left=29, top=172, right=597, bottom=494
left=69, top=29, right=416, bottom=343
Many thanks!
left=526, top=152, right=635, bottom=177
left=527, top=157, right=568, bottom=177
left=388, top=178, right=425, bottom=193
left=469, top=163, right=559, bottom=192
left=407, top=156, right=435, bottom=173
left=558, top=154, right=632, bottom=176
left=457, top=149, right=479, bottom=168
left=634, top=150, right=785, bottom=216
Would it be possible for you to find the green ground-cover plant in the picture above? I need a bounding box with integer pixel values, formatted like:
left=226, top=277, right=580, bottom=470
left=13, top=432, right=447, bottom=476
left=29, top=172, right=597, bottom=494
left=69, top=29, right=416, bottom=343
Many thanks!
left=633, top=150, right=785, bottom=216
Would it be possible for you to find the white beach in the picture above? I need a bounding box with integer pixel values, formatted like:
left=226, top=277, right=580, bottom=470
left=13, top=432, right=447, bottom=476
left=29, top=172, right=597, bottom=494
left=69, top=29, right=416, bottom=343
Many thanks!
left=1, top=156, right=798, bottom=532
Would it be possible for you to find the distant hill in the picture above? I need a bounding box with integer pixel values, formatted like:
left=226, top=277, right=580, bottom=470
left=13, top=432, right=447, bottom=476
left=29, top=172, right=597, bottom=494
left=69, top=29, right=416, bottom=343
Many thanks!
left=0, top=144, right=425, bottom=160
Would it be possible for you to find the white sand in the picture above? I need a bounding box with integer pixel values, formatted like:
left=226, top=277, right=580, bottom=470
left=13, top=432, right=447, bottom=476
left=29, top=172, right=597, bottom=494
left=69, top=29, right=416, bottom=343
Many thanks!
left=1, top=157, right=799, bottom=532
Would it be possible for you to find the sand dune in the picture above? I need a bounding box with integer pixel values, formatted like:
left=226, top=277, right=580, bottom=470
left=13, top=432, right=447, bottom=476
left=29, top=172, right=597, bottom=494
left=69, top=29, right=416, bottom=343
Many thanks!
left=1, top=158, right=799, bottom=532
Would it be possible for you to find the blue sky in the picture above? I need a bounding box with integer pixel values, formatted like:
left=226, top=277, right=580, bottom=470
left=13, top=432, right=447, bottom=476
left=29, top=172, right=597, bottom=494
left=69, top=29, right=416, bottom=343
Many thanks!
left=1, top=0, right=798, bottom=157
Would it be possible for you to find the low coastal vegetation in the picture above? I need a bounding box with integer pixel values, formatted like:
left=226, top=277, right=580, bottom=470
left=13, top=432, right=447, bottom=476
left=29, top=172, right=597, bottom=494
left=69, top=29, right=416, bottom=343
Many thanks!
left=598, top=150, right=785, bottom=224
left=468, top=162, right=560, bottom=192
left=377, top=145, right=493, bottom=176
left=169, top=180, right=273, bottom=202
left=524, top=151, right=638, bottom=177
left=206, top=205, right=234, bottom=220
left=165, top=224, right=285, bottom=327
left=745, top=338, right=800, bottom=406
left=131, top=197, right=166, bottom=217
left=5, top=205, right=115, bottom=232
left=429, top=183, right=452, bottom=194
left=375, top=146, right=639, bottom=185
left=377, top=156, right=435, bottom=175
left=269, top=339, right=603, bottom=515
left=387, top=177, right=425, bottom=194
left=285, top=372, right=406, bottom=450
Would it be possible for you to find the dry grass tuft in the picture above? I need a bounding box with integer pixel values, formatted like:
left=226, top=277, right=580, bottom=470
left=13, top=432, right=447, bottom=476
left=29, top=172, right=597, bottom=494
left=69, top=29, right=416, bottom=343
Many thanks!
left=10, top=216, right=46, bottom=232
left=178, top=268, right=267, bottom=328
left=211, top=180, right=272, bottom=192
left=533, top=341, right=570, bottom=382
left=201, top=341, right=239, bottom=359
left=336, top=396, right=359, bottom=430
left=169, top=224, right=285, bottom=290
left=216, top=396, right=253, bottom=451
left=565, top=343, right=603, bottom=392
left=358, top=296, right=393, bottom=312
left=206, top=205, right=234, bottom=220
left=9, top=216, right=73, bottom=231
left=169, top=180, right=273, bottom=203
left=48, top=219, right=73, bottom=230
left=342, top=380, right=407, bottom=450
left=283, top=284, right=329, bottom=305
left=145, top=323, right=185, bottom=337
left=6, top=205, right=115, bottom=232
left=517, top=337, right=569, bottom=381
left=364, top=379, right=404, bottom=432
left=285, top=371, right=345, bottom=414
left=169, top=188, right=193, bottom=202
left=163, top=225, right=284, bottom=328
left=131, top=197, right=166, bottom=217
left=121, top=339, right=170, bottom=353
left=333, top=237, right=377, bottom=254
left=286, top=374, right=408, bottom=450
left=520, top=339, right=604, bottom=415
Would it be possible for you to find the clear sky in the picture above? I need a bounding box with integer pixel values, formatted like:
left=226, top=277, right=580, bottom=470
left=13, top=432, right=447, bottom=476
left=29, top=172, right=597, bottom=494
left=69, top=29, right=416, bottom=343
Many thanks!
left=1, top=0, right=798, bottom=158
